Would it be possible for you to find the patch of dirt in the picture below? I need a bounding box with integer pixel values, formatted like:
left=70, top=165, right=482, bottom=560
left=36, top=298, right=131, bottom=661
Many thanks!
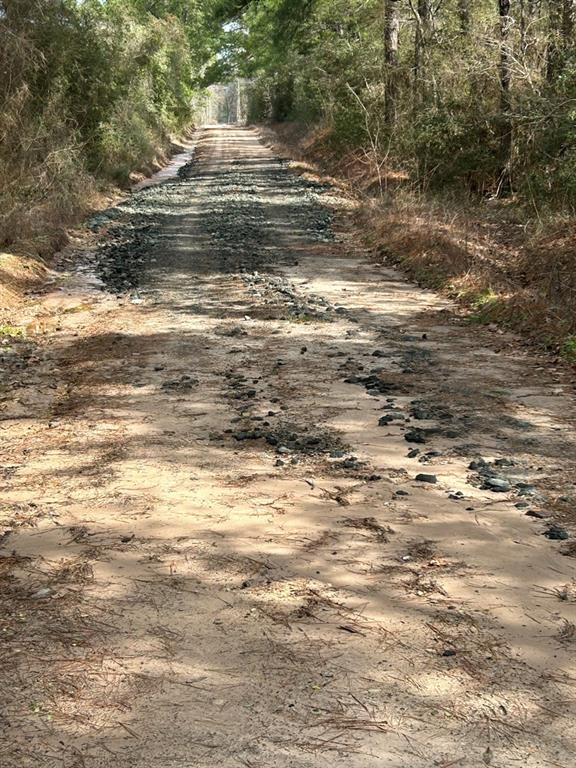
left=0, top=125, right=575, bottom=768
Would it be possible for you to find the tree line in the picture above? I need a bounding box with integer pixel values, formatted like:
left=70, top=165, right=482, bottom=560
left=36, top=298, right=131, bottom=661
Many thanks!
left=224, top=0, right=576, bottom=206
left=2, top=1, right=576, bottom=254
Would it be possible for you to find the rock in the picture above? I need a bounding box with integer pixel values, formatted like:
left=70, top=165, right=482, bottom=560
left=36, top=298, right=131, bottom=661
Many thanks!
left=468, top=458, right=488, bottom=471
left=405, top=429, right=427, bottom=444
left=277, top=446, right=290, bottom=454
left=161, top=374, right=199, bottom=392
left=483, top=477, right=511, bottom=492
left=544, top=524, right=569, bottom=541
left=32, top=587, right=54, bottom=600
left=494, top=458, right=515, bottom=467
left=415, top=473, right=437, bottom=484
left=525, top=510, right=546, bottom=519
left=407, top=449, right=420, bottom=458
left=378, top=414, right=404, bottom=426
left=515, top=501, right=530, bottom=509
left=395, top=490, right=410, bottom=496
left=515, top=483, right=536, bottom=496
left=441, top=648, right=457, bottom=657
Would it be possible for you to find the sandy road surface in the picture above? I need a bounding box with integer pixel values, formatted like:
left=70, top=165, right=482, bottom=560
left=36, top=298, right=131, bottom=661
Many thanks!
left=1, top=126, right=576, bottom=768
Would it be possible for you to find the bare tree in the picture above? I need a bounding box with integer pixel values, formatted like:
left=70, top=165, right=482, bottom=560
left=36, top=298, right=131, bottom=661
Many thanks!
left=384, top=0, right=401, bottom=127
left=498, top=0, right=513, bottom=194
left=413, top=0, right=432, bottom=99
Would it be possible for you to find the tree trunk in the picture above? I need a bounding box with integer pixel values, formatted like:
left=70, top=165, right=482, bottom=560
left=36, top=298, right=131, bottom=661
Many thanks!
left=547, top=1, right=563, bottom=81
left=547, top=0, right=574, bottom=82
left=520, top=0, right=528, bottom=53
left=384, top=0, right=400, bottom=127
left=414, top=0, right=432, bottom=99
left=498, top=0, right=513, bottom=195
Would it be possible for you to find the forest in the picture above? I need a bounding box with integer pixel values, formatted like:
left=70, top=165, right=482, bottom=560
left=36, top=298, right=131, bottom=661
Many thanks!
left=1, top=1, right=575, bottom=350
left=237, top=0, right=576, bottom=207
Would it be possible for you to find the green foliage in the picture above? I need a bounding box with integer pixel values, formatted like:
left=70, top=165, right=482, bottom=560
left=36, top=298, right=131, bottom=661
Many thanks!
left=226, top=0, right=576, bottom=209
left=561, top=336, right=576, bottom=363
left=0, top=324, right=25, bottom=338
left=0, top=0, right=220, bottom=250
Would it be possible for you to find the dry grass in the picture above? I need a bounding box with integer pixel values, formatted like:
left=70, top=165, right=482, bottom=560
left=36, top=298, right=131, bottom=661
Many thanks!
left=403, top=539, right=437, bottom=561
left=0, top=252, right=50, bottom=310
left=338, top=516, right=394, bottom=543
left=361, top=196, right=576, bottom=354
left=262, top=123, right=576, bottom=362
left=556, top=619, right=576, bottom=644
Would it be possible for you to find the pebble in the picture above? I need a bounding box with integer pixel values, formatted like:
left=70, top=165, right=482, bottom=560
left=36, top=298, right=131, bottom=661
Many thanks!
left=483, top=477, right=511, bottom=492
left=415, top=473, right=437, bottom=484
left=515, top=483, right=536, bottom=496
left=405, top=429, right=427, bottom=444
left=378, top=414, right=404, bottom=426
left=32, top=587, right=54, bottom=600
left=494, top=458, right=515, bottom=467
left=544, top=524, right=569, bottom=540
left=468, top=459, right=488, bottom=470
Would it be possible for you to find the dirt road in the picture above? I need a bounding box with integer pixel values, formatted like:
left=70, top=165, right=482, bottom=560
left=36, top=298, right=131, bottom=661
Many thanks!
left=2, top=126, right=576, bottom=768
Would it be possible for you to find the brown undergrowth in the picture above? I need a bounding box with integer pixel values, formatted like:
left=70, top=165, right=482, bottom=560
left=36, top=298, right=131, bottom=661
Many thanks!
left=0, top=132, right=196, bottom=313
left=261, top=122, right=576, bottom=365
left=0, top=253, right=50, bottom=310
